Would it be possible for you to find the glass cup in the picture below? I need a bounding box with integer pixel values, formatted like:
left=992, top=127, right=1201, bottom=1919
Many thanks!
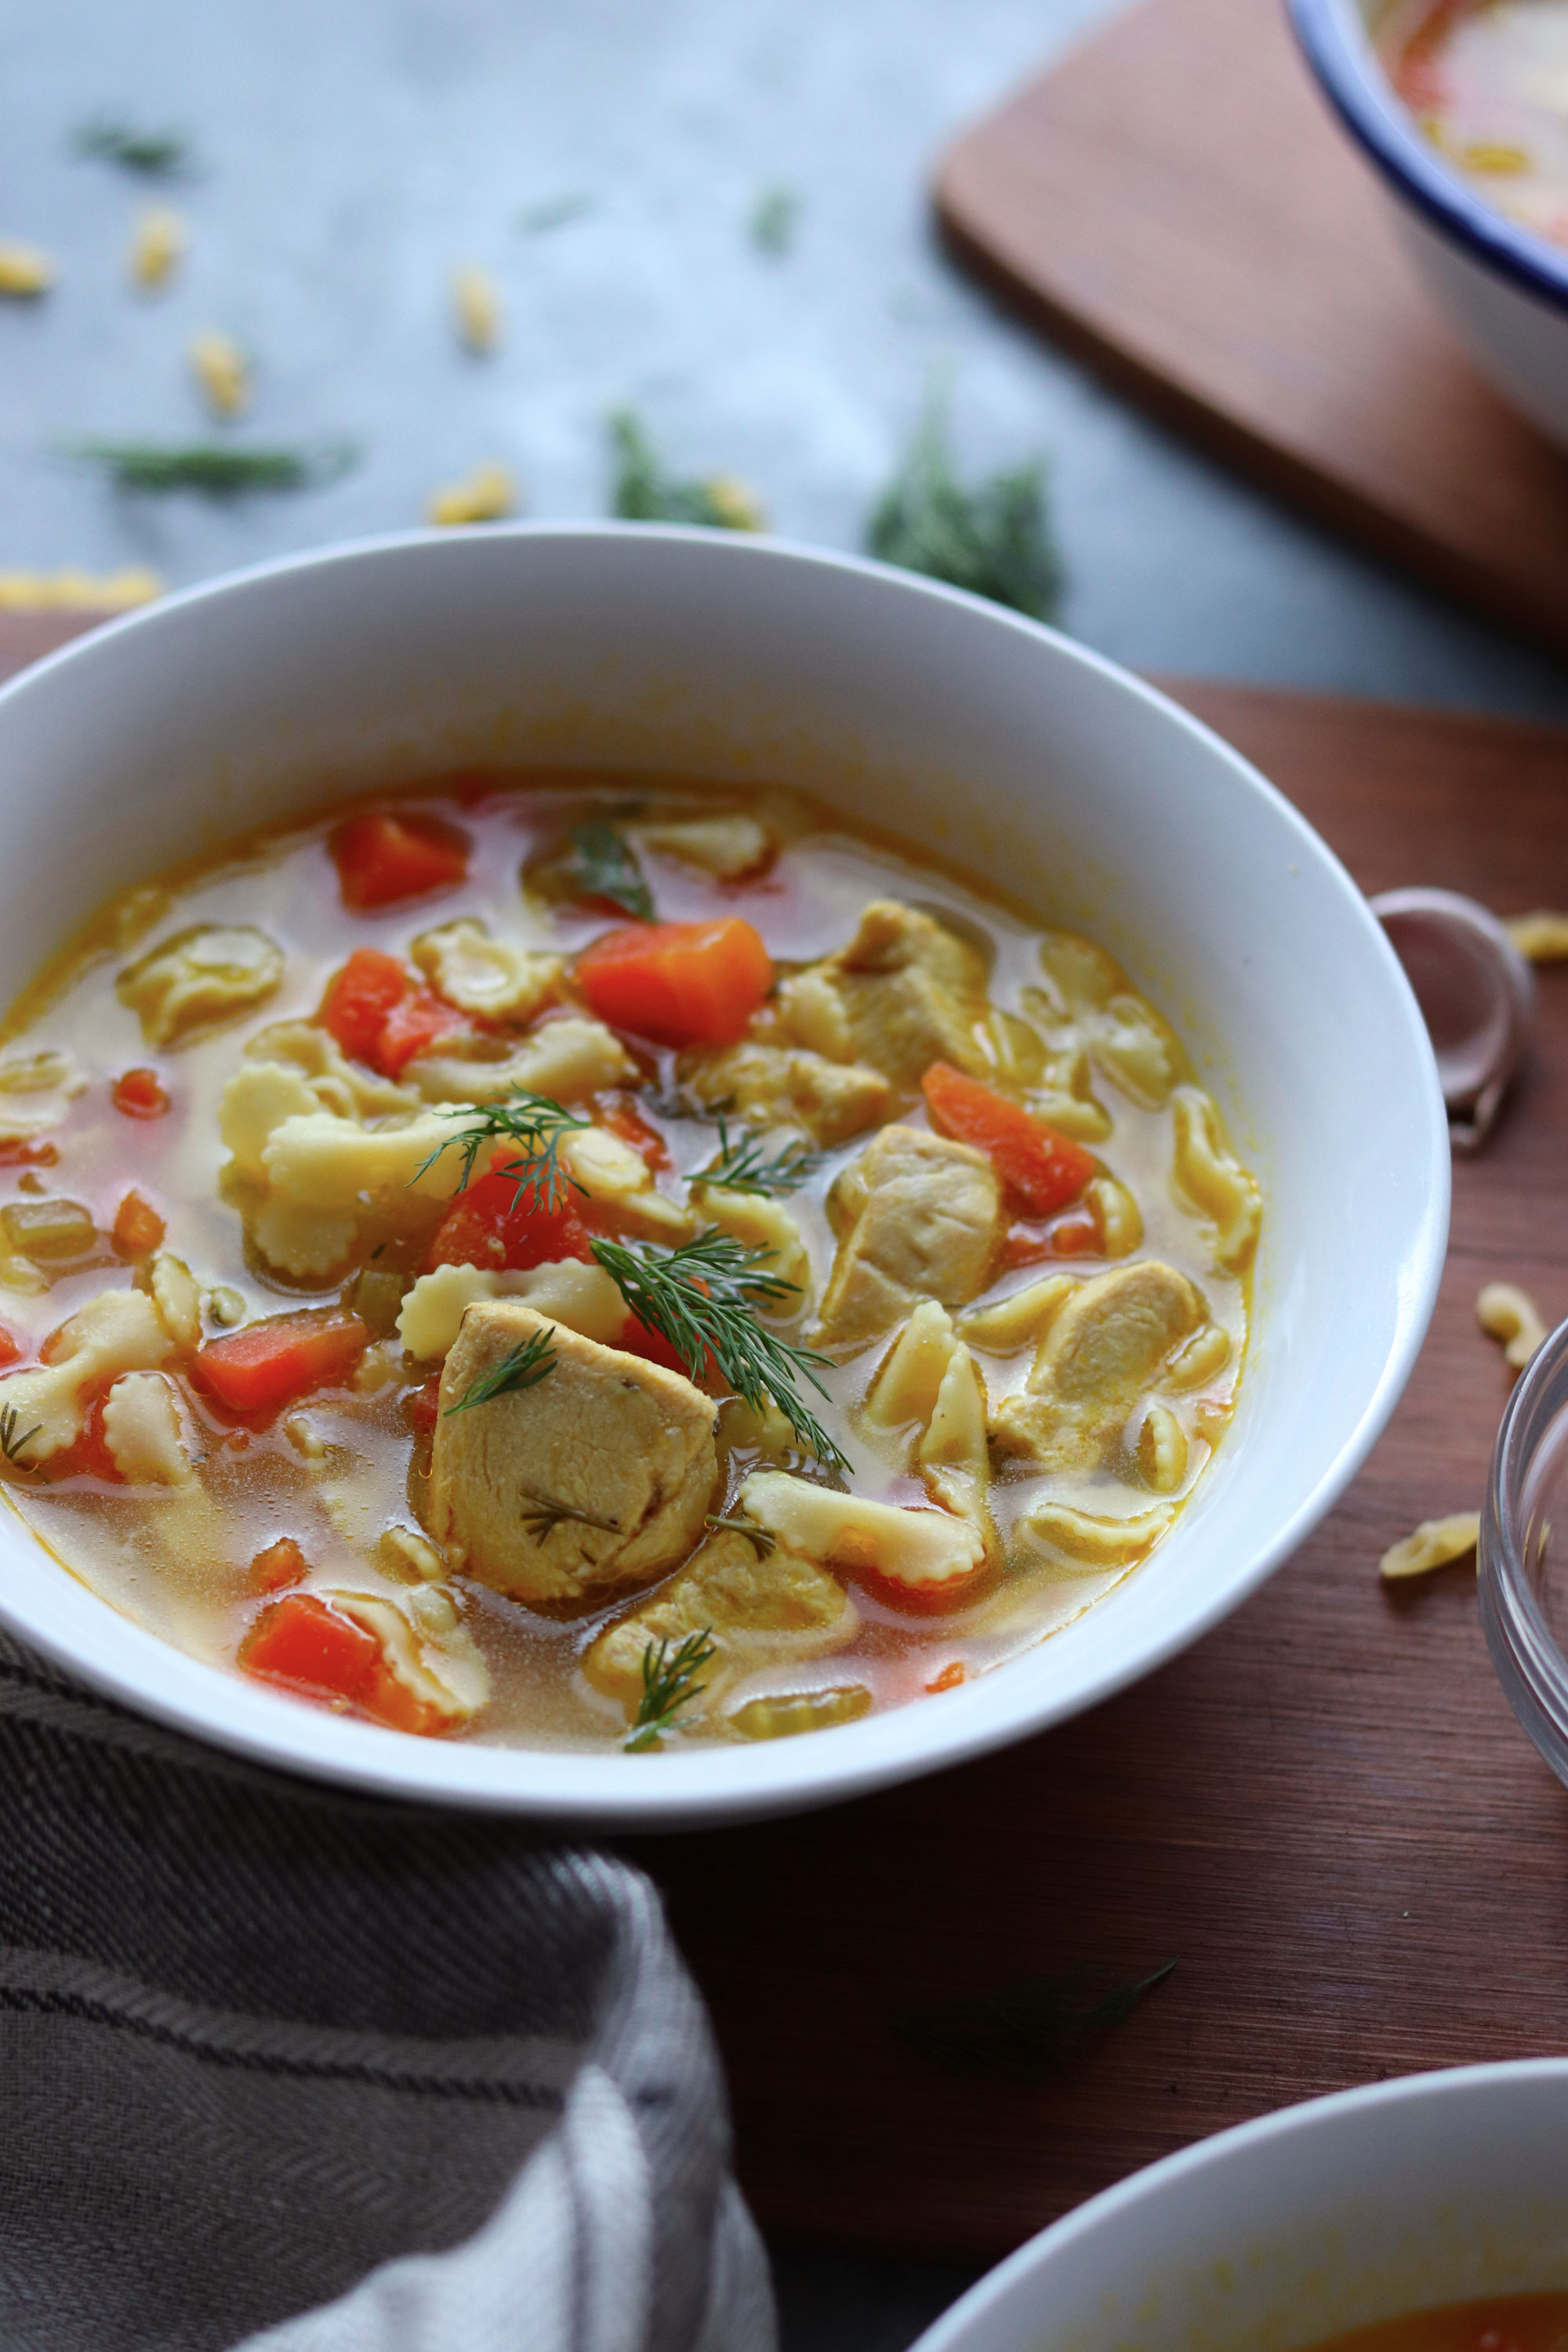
left=1481, top=1318, right=1568, bottom=1785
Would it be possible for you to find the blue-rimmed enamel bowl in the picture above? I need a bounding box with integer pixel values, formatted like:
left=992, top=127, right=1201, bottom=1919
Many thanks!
left=1290, top=0, right=1568, bottom=449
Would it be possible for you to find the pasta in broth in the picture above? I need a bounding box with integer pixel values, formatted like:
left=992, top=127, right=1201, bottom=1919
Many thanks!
left=0, top=779, right=1258, bottom=1751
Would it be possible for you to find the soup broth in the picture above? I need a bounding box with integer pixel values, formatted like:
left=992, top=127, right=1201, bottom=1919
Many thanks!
left=1378, top=0, right=1568, bottom=249
left=0, top=775, right=1256, bottom=1752
left=1302, top=2296, right=1568, bottom=2352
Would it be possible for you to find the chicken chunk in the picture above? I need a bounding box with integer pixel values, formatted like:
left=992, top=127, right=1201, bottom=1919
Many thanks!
left=776, top=900, right=989, bottom=1087
left=679, top=1040, right=893, bottom=1147
left=818, top=1125, right=1004, bottom=1345
left=991, top=1260, right=1206, bottom=1476
left=583, top=1525, right=858, bottom=1721
left=427, top=1304, right=719, bottom=1604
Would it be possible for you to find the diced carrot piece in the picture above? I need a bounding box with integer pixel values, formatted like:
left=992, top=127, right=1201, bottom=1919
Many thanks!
left=376, top=985, right=466, bottom=1076
left=330, top=811, right=470, bottom=910
left=927, top=1660, right=967, bottom=1693
left=0, top=1139, right=56, bottom=1168
left=1050, top=1217, right=1100, bottom=1257
left=404, top=1374, right=442, bottom=1436
left=45, top=1385, right=125, bottom=1484
left=250, top=1536, right=310, bottom=1593
left=922, top=1062, right=1098, bottom=1218
left=239, top=1592, right=448, bottom=1735
left=615, top=1313, right=692, bottom=1378
left=111, top=1189, right=165, bottom=1259
left=0, top=1327, right=21, bottom=1370
left=112, top=1067, right=169, bottom=1120
left=595, top=1094, right=671, bottom=1171
left=423, top=1167, right=593, bottom=1273
left=192, top=1310, right=369, bottom=1419
left=575, top=916, right=772, bottom=1047
left=320, top=947, right=408, bottom=1062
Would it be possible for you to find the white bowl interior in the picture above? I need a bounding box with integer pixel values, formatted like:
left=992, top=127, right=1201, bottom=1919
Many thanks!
left=915, top=2063, right=1568, bottom=2352
left=0, top=526, right=1448, bottom=1820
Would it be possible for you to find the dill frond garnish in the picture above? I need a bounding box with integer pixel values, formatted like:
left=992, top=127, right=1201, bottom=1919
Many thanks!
left=895, top=1960, right=1174, bottom=2086
left=692, top=1116, right=820, bottom=1196
left=515, top=191, right=594, bottom=234
left=608, top=408, right=764, bottom=532
left=444, top=1327, right=558, bottom=1416
left=0, top=1406, right=42, bottom=1468
left=566, top=816, right=655, bottom=921
left=412, top=1090, right=591, bottom=1208
left=66, top=439, right=358, bottom=497
left=749, top=185, right=799, bottom=256
left=520, top=1485, right=622, bottom=1541
left=589, top=1229, right=848, bottom=1472
left=73, top=118, right=191, bottom=176
left=626, top=1626, right=718, bottom=1751
left=704, top=1512, right=775, bottom=1558
left=868, top=396, right=1062, bottom=622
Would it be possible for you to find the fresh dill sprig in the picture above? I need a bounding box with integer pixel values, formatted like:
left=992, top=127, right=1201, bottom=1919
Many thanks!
left=73, top=117, right=192, bottom=176
left=520, top=1485, right=622, bottom=1541
left=66, top=439, right=359, bottom=498
left=692, top=1116, right=821, bottom=1196
left=0, top=1406, right=42, bottom=1468
left=566, top=817, right=655, bottom=921
left=445, top=1327, right=558, bottom=1416
left=589, top=1229, right=848, bottom=1472
left=608, top=408, right=764, bottom=532
left=515, top=191, right=595, bottom=234
left=412, top=1090, right=591, bottom=1207
left=895, top=1960, right=1175, bottom=2086
left=749, top=184, right=800, bottom=256
left=704, top=1512, right=775, bottom=1558
left=626, top=1626, right=718, bottom=1751
left=868, top=396, right=1062, bottom=622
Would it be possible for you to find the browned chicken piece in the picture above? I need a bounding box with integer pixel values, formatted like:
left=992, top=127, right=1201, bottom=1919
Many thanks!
left=818, top=1125, right=1004, bottom=1345
left=427, top=1303, right=719, bottom=1604
left=775, top=899, right=990, bottom=1087
left=583, top=1525, right=858, bottom=1722
left=678, top=1039, right=894, bottom=1147
left=991, top=1260, right=1206, bottom=1476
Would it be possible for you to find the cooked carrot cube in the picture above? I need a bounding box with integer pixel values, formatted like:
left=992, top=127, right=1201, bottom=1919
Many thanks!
left=330, top=812, right=470, bottom=910
left=922, top=1062, right=1097, bottom=1218
left=192, top=1311, right=368, bottom=1418
left=575, top=916, right=772, bottom=1047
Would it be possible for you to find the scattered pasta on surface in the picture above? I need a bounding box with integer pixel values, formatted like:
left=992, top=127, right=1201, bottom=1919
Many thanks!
left=0, top=568, right=161, bottom=612
left=426, top=464, right=516, bottom=527
left=451, top=264, right=501, bottom=354
left=1477, top=1279, right=1549, bottom=1370
left=129, top=205, right=186, bottom=290
left=188, top=331, right=250, bottom=419
left=1379, top=1512, right=1481, bottom=1581
left=1507, top=910, right=1568, bottom=962
left=0, top=241, right=53, bottom=298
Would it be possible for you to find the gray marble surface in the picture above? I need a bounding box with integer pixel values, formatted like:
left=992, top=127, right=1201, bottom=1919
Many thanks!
left=2, top=2, right=1564, bottom=2345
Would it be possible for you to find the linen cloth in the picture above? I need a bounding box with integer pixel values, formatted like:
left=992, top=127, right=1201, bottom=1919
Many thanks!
left=0, top=1632, right=775, bottom=2352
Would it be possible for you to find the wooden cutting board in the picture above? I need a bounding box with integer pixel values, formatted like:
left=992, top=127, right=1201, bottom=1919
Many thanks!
left=4, top=617, right=1568, bottom=2261
left=935, top=0, right=1568, bottom=660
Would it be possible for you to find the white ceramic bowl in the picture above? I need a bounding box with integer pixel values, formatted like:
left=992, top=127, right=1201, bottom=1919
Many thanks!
left=1290, top=0, right=1568, bottom=451
left=912, top=2060, right=1568, bottom=2352
left=0, top=524, right=1448, bottom=1823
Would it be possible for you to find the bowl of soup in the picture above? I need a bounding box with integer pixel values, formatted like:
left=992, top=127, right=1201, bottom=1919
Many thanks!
left=910, top=2060, right=1568, bottom=2352
left=0, top=523, right=1447, bottom=1821
left=1290, top=0, right=1568, bottom=448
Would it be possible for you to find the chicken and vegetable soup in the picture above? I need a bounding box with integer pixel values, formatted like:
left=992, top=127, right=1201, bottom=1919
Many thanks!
left=1379, top=0, right=1568, bottom=250
left=0, top=777, right=1258, bottom=1751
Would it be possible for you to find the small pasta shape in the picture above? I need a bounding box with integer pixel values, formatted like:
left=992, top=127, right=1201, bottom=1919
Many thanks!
left=1018, top=1500, right=1174, bottom=1567
left=1170, top=1086, right=1261, bottom=1274
left=1378, top=1512, right=1480, bottom=1581
left=1477, top=1280, right=1548, bottom=1371
left=1087, top=1172, right=1142, bottom=1258
left=1137, top=1403, right=1188, bottom=1494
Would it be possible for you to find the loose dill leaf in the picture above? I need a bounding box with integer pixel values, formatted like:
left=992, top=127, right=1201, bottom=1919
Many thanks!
left=608, top=408, right=762, bottom=532
left=412, top=1090, right=591, bottom=1207
left=626, top=1626, right=719, bottom=1751
left=895, top=1960, right=1174, bottom=2086
left=0, top=1406, right=42, bottom=1468
left=66, top=438, right=358, bottom=498
left=520, top=1485, right=622, bottom=1541
left=515, top=191, right=595, bottom=234
left=704, top=1512, right=775, bottom=1558
left=73, top=117, right=191, bottom=176
left=445, top=1327, right=558, bottom=1416
left=868, top=399, right=1062, bottom=622
left=749, top=184, right=800, bottom=256
left=589, top=1228, right=848, bottom=1472
left=692, top=1116, right=821, bottom=1196
left=566, top=817, right=655, bottom=922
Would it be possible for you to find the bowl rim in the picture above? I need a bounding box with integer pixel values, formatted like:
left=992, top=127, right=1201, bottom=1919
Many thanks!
left=1287, top=0, right=1568, bottom=318
left=911, top=2056, right=1568, bottom=2351
left=0, top=521, right=1451, bottom=1823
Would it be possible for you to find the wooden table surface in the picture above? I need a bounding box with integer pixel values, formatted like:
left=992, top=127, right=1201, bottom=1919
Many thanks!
left=3, top=618, right=1566, bottom=2259
left=935, top=0, right=1568, bottom=661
